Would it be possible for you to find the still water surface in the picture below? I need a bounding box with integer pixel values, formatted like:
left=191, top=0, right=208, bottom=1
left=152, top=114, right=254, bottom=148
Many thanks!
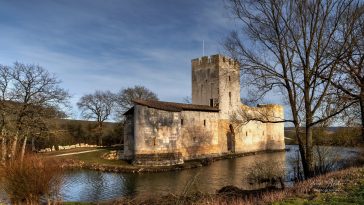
left=60, top=145, right=361, bottom=202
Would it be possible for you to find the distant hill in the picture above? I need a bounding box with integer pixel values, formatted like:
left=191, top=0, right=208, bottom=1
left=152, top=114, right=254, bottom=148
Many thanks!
left=284, top=127, right=362, bottom=147
left=33, top=118, right=123, bottom=149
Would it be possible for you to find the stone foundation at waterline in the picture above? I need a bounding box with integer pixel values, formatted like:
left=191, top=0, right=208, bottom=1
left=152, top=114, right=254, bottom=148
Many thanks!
left=123, top=54, right=285, bottom=166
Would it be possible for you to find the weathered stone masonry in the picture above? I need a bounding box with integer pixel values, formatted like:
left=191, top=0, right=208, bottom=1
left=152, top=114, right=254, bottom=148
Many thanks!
left=123, top=54, right=285, bottom=166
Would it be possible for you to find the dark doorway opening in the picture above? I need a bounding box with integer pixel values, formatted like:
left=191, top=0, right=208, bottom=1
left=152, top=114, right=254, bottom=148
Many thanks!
left=227, top=124, right=235, bottom=153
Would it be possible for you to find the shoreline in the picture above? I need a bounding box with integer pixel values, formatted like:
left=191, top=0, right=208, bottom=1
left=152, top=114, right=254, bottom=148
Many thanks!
left=59, top=149, right=286, bottom=173
left=107, top=165, right=364, bottom=205
left=58, top=165, right=364, bottom=204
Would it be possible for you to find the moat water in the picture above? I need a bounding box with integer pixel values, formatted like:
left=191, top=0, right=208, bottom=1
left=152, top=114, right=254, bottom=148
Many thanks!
left=59, top=145, right=361, bottom=202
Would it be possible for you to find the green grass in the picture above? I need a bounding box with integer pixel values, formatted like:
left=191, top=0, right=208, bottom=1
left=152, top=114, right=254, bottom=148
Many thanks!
left=55, top=147, right=133, bottom=167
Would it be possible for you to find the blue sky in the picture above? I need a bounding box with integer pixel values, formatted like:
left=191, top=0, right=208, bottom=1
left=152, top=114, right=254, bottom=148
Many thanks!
left=0, top=0, right=282, bottom=119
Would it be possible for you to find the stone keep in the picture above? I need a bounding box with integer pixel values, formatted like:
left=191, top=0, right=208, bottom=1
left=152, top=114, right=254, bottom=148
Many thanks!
left=192, top=55, right=241, bottom=119
left=123, top=54, right=285, bottom=166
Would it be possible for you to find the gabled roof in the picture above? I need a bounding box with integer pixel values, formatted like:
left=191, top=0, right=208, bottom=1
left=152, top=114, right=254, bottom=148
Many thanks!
left=124, top=99, right=219, bottom=115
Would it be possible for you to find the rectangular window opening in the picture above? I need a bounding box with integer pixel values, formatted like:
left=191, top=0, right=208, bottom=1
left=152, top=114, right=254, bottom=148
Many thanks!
left=228, top=76, right=231, bottom=81
left=210, top=99, right=213, bottom=107
left=204, top=120, right=206, bottom=126
left=181, top=119, right=184, bottom=126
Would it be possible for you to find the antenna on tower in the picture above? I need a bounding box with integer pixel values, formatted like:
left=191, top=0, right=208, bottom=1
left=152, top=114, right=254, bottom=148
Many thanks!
left=202, top=40, right=205, bottom=56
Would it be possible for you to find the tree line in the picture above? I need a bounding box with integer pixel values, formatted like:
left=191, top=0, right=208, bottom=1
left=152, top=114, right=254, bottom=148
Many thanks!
left=77, top=86, right=158, bottom=146
left=0, top=61, right=158, bottom=164
left=0, top=63, right=68, bottom=163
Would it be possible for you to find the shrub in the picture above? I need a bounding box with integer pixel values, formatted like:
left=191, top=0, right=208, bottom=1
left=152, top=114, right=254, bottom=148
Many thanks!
left=247, top=160, right=286, bottom=188
left=0, top=155, right=64, bottom=204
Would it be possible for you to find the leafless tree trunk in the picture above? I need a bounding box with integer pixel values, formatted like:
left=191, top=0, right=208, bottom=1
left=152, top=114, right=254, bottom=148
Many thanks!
left=0, top=65, right=11, bottom=161
left=97, top=122, right=103, bottom=146
left=20, top=135, right=27, bottom=164
left=1, top=135, right=6, bottom=164
left=31, top=137, right=36, bottom=152
left=10, top=131, right=19, bottom=159
left=360, top=94, right=364, bottom=140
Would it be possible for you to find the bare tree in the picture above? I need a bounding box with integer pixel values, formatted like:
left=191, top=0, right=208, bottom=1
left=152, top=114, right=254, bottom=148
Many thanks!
left=9, top=62, right=69, bottom=160
left=321, top=5, right=364, bottom=140
left=77, top=90, right=116, bottom=145
left=0, top=63, right=69, bottom=161
left=115, top=85, right=158, bottom=119
left=225, top=0, right=360, bottom=178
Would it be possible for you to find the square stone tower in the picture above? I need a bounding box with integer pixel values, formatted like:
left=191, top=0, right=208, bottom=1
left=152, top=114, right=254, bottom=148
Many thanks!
left=191, top=54, right=240, bottom=119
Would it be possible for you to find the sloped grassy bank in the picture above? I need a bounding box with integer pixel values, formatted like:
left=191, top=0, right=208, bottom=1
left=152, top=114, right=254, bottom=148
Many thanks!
left=105, top=166, right=364, bottom=205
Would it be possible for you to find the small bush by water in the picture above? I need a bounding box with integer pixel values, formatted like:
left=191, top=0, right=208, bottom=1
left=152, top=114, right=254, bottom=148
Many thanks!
left=0, top=155, right=64, bottom=204
left=246, top=160, right=285, bottom=188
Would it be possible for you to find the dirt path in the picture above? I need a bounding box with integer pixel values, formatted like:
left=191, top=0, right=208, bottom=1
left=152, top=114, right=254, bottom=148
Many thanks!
left=54, top=149, right=102, bottom=157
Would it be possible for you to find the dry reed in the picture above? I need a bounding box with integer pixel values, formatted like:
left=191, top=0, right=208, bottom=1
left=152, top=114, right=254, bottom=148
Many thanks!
left=0, top=154, right=64, bottom=205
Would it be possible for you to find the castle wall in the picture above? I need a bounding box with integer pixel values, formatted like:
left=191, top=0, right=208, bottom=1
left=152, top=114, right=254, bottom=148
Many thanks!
left=260, top=105, right=285, bottom=150
left=216, top=56, right=241, bottom=119
left=123, top=113, right=134, bottom=160
left=126, top=103, right=285, bottom=166
left=130, top=105, right=220, bottom=165
left=217, top=119, right=268, bottom=154
left=133, top=105, right=181, bottom=155
left=232, top=104, right=285, bottom=153
left=215, top=104, right=285, bottom=155
left=131, top=105, right=183, bottom=166
left=191, top=55, right=241, bottom=119
left=179, top=110, right=220, bottom=159
left=191, top=56, right=219, bottom=106
left=235, top=120, right=268, bottom=152
left=123, top=54, right=285, bottom=166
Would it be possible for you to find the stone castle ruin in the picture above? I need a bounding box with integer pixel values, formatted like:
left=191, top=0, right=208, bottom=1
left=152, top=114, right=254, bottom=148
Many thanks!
left=123, top=54, right=285, bottom=166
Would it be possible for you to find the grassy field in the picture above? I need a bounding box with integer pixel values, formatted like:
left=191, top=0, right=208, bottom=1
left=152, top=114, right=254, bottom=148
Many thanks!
left=44, top=147, right=134, bottom=167
left=61, top=149, right=132, bottom=166
left=46, top=146, right=209, bottom=173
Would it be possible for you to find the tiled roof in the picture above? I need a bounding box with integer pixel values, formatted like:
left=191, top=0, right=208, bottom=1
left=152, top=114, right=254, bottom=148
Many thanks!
left=124, top=99, right=219, bottom=114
